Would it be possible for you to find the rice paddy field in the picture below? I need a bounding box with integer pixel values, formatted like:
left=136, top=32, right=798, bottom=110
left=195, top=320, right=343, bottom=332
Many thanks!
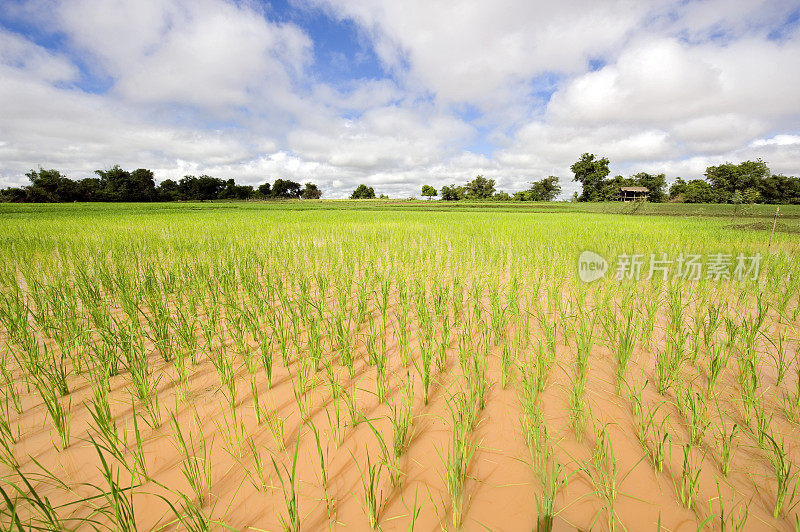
left=1, top=201, right=800, bottom=531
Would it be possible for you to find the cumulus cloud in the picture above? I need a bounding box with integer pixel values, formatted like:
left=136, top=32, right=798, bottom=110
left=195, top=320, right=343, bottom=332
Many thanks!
left=1, top=0, right=799, bottom=197
left=307, top=0, right=655, bottom=106
left=498, top=28, right=800, bottom=196
left=55, top=0, right=313, bottom=109
left=289, top=106, right=474, bottom=169
left=0, top=30, right=77, bottom=83
left=751, top=134, right=800, bottom=147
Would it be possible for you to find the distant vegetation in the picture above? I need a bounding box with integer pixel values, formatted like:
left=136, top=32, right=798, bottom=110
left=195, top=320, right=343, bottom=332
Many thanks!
left=570, top=154, right=667, bottom=202
left=668, top=159, right=800, bottom=204
left=3, top=155, right=799, bottom=204
left=571, top=154, right=800, bottom=204
left=428, top=175, right=561, bottom=202
left=425, top=154, right=800, bottom=204
left=0, top=166, right=322, bottom=202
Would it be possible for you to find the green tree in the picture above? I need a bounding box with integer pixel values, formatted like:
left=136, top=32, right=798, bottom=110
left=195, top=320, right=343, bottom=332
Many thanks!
left=596, top=175, right=636, bottom=201
left=515, top=176, right=561, bottom=201
left=74, top=177, right=104, bottom=201
left=1, top=169, right=295, bottom=203
left=421, top=185, right=437, bottom=200
left=177, top=175, right=225, bottom=201
left=350, top=184, right=375, bottom=199
left=492, top=191, right=511, bottom=201
left=272, top=179, right=302, bottom=199
left=130, top=169, right=158, bottom=201
left=669, top=177, right=687, bottom=200
left=571, top=153, right=610, bottom=202
left=705, top=160, right=770, bottom=199
left=464, top=175, right=495, bottom=199
left=632, top=172, right=666, bottom=202
left=218, top=179, right=254, bottom=200
left=301, top=182, right=322, bottom=199
left=157, top=179, right=180, bottom=201
left=95, top=166, right=157, bottom=202
left=682, top=180, right=717, bottom=203
left=531, top=176, right=561, bottom=201
left=440, top=185, right=465, bottom=201
left=258, top=182, right=272, bottom=197
left=26, top=168, right=76, bottom=202
left=760, top=174, right=800, bottom=204
left=741, top=187, right=760, bottom=204
left=0, top=187, right=28, bottom=202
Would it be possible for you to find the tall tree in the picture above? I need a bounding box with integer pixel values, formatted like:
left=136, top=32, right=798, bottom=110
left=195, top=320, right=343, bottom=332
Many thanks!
left=219, top=179, right=254, bottom=200
left=178, top=175, right=226, bottom=201
left=157, top=179, right=180, bottom=201
left=26, top=168, right=76, bottom=202
left=130, top=169, right=158, bottom=201
left=571, top=153, right=610, bottom=202
left=514, top=176, right=561, bottom=201
left=440, top=185, right=465, bottom=201
left=95, top=166, right=157, bottom=202
left=669, top=177, right=687, bottom=200
left=421, top=185, right=437, bottom=200
left=272, top=179, right=302, bottom=198
left=682, top=180, right=718, bottom=203
left=0, top=187, right=28, bottom=202
left=631, top=172, right=666, bottom=203
left=464, top=175, right=495, bottom=199
left=301, top=182, right=322, bottom=199
left=75, top=178, right=104, bottom=201
left=705, top=160, right=769, bottom=198
left=760, top=174, right=800, bottom=204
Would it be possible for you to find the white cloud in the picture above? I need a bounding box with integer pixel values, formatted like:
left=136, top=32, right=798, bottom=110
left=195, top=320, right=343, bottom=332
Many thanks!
left=548, top=39, right=721, bottom=125
left=0, top=38, right=273, bottom=183
left=55, top=0, right=312, bottom=109
left=308, top=0, right=654, bottom=106
left=1, top=0, right=800, bottom=198
left=287, top=106, right=475, bottom=171
left=671, top=114, right=766, bottom=152
left=0, top=30, right=77, bottom=83
left=655, top=0, right=800, bottom=42
left=312, top=79, right=402, bottom=112
left=548, top=35, right=800, bottom=128
left=751, top=134, right=800, bottom=147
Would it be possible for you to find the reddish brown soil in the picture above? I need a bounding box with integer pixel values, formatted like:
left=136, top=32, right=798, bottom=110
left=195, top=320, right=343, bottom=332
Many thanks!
left=3, top=286, right=800, bottom=531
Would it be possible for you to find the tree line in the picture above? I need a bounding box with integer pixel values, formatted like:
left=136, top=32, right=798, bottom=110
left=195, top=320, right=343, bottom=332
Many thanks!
left=5, top=156, right=797, bottom=204
left=0, top=166, right=323, bottom=202
left=572, top=153, right=800, bottom=204
left=415, top=155, right=800, bottom=204
left=418, top=175, right=562, bottom=201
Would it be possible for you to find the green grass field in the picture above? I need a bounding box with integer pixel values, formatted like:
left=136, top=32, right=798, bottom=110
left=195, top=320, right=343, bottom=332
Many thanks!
left=1, top=201, right=799, bottom=530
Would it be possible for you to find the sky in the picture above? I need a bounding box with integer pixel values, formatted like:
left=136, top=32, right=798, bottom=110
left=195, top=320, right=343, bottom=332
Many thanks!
left=1, top=0, right=799, bottom=199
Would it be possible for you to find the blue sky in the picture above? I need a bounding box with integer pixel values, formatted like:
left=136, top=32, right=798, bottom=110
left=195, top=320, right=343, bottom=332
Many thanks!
left=1, top=0, right=799, bottom=198
left=278, top=2, right=387, bottom=85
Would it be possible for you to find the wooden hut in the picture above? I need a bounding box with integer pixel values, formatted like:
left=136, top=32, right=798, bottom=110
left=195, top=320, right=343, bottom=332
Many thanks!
left=620, top=186, right=649, bottom=202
